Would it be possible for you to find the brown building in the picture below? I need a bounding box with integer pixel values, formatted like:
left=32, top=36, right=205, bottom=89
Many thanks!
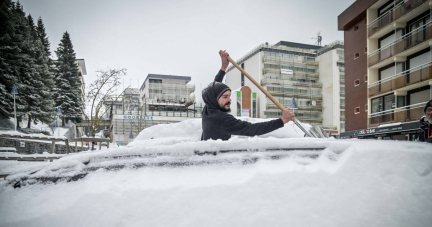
left=338, top=0, right=378, bottom=132
left=338, top=0, right=432, bottom=140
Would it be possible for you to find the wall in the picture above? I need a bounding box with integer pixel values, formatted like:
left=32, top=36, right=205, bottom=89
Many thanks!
left=0, top=138, right=85, bottom=155
left=317, top=50, right=339, bottom=130
left=344, top=16, right=368, bottom=131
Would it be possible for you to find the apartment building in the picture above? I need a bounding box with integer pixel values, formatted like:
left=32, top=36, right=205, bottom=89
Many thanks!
left=104, top=88, right=141, bottom=145
left=225, top=42, right=324, bottom=127
left=339, top=0, right=432, bottom=140
left=316, top=41, right=346, bottom=135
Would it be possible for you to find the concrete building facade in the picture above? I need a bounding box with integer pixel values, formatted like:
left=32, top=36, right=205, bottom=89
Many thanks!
left=316, top=41, right=346, bottom=134
left=225, top=42, right=324, bottom=127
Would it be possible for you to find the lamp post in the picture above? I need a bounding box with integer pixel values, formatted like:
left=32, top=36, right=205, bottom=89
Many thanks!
left=56, top=106, right=62, bottom=137
left=11, top=84, right=18, bottom=131
left=129, top=132, right=134, bottom=142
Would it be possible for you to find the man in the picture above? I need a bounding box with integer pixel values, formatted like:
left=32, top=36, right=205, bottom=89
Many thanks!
left=419, top=99, right=432, bottom=143
left=201, top=51, right=295, bottom=141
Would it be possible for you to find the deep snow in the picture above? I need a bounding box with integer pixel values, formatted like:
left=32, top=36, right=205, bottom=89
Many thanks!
left=0, top=118, right=431, bottom=227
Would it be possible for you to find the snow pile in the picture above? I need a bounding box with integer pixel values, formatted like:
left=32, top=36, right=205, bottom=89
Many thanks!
left=0, top=160, right=51, bottom=175
left=132, top=117, right=309, bottom=143
left=0, top=118, right=431, bottom=227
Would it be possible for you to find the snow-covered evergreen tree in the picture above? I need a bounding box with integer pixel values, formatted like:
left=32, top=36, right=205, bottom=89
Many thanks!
left=0, top=1, right=37, bottom=123
left=0, top=0, right=16, bottom=119
left=54, top=31, right=83, bottom=126
left=36, top=17, right=51, bottom=57
left=27, top=15, right=56, bottom=126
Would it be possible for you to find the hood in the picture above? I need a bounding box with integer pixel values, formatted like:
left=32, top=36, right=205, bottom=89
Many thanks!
left=202, top=82, right=231, bottom=113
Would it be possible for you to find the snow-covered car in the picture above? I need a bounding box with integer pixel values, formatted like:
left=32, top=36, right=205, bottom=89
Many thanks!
left=0, top=118, right=431, bottom=227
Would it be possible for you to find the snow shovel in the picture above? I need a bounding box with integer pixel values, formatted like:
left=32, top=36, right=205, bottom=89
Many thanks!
left=223, top=51, right=326, bottom=138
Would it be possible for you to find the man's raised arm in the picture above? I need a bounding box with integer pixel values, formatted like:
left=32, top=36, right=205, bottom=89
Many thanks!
left=215, top=50, right=230, bottom=82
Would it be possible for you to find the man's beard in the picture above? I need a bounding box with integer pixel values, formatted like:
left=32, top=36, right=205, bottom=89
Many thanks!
left=220, top=102, right=231, bottom=112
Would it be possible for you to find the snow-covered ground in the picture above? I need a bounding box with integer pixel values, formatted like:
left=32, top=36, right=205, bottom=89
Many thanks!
left=0, top=118, right=431, bottom=227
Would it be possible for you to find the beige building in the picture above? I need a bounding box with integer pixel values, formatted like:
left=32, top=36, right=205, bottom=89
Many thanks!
left=316, top=41, right=346, bottom=135
left=225, top=41, right=323, bottom=126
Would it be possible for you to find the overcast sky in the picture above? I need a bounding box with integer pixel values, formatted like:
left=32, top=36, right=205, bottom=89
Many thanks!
left=19, top=0, right=354, bottom=103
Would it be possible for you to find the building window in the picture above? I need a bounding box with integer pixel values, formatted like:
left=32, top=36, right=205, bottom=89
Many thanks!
left=364, top=47, right=367, bottom=53
left=365, top=105, right=368, bottom=112
left=354, top=25, right=359, bottom=31
left=354, top=52, right=359, bottom=59
left=355, top=107, right=360, bottom=114
left=354, top=79, right=360, bottom=86
left=364, top=76, right=368, bottom=82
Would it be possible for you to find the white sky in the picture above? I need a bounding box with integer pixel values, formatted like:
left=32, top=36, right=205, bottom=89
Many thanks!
left=19, top=0, right=355, bottom=103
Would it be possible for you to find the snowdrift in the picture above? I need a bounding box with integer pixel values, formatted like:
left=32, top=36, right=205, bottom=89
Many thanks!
left=0, top=118, right=431, bottom=227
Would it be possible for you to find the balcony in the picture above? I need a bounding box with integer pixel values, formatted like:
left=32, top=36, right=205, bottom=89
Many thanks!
left=261, top=78, right=322, bottom=88
left=368, top=0, right=428, bottom=38
left=264, top=110, right=323, bottom=123
left=266, top=103, right=322, bottom=110
left=368, top=62, right=432, bottom=97
left=149, top=83, right=195, bottom=92
left=368, top=22, right=432, bottom=68
left=266, top=88, right=322, bottom=99
left=263, top=56, right=317, bottom=66
left=369, top=101, right=427, bottom=126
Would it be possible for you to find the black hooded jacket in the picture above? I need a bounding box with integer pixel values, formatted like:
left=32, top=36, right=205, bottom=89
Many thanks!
left=201, top=70, right=284, bottom=141
left=419, top=116, right=432, bottom=142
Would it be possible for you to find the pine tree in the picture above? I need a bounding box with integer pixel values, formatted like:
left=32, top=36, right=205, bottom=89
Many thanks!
left=54, top=31, right=83, bottom=126
left=37, top=17, right=51, bottom=57
left=0, top=1, right=36, bottom=123
left=0, top=0, right=16, bottom=119
left=27, top=15, right=56, bottom=126
left=13, top=9, right=43, bottom=129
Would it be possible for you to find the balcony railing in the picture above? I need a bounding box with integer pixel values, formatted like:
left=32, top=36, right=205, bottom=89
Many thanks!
left=393, top=0, right=428, bottom=21
left=368, top=0, right=427, bottom=37
left=368, top=22, right=432, bottom=67
left=266, top=103, right=322, bottom=110
left=369, top=62, right=432, bottom=97
left=261, top=78, right=322, bottom=87
left=368, top=3, right=400, bottom=37
left=266, top=89, right=322, bottom=99
left=263, top=68, right=319, bottom=78
left=369, top=101, right=427, bottom=125
left=149, top=83, right=195, bottom=91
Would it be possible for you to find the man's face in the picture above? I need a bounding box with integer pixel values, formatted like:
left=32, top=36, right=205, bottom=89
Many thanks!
left=426, top=106, right=432, bottom=124
left=218, top=90, right=231, bottom=111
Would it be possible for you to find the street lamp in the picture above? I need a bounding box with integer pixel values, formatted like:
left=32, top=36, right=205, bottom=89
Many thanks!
left=56, top=106, right=62, bottom=137
left=129, top=132, right=134, bottom=141
left=11, top=84, right=18, bottom=131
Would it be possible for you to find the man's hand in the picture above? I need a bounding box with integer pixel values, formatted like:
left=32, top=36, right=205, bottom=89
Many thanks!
left=280, top=107, right=295, bottom=124
left=219, top=50, right=229, bottom=72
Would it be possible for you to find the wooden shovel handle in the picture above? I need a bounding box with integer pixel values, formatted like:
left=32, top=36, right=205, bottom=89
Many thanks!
left=222, top=50, right=298, bottom=122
